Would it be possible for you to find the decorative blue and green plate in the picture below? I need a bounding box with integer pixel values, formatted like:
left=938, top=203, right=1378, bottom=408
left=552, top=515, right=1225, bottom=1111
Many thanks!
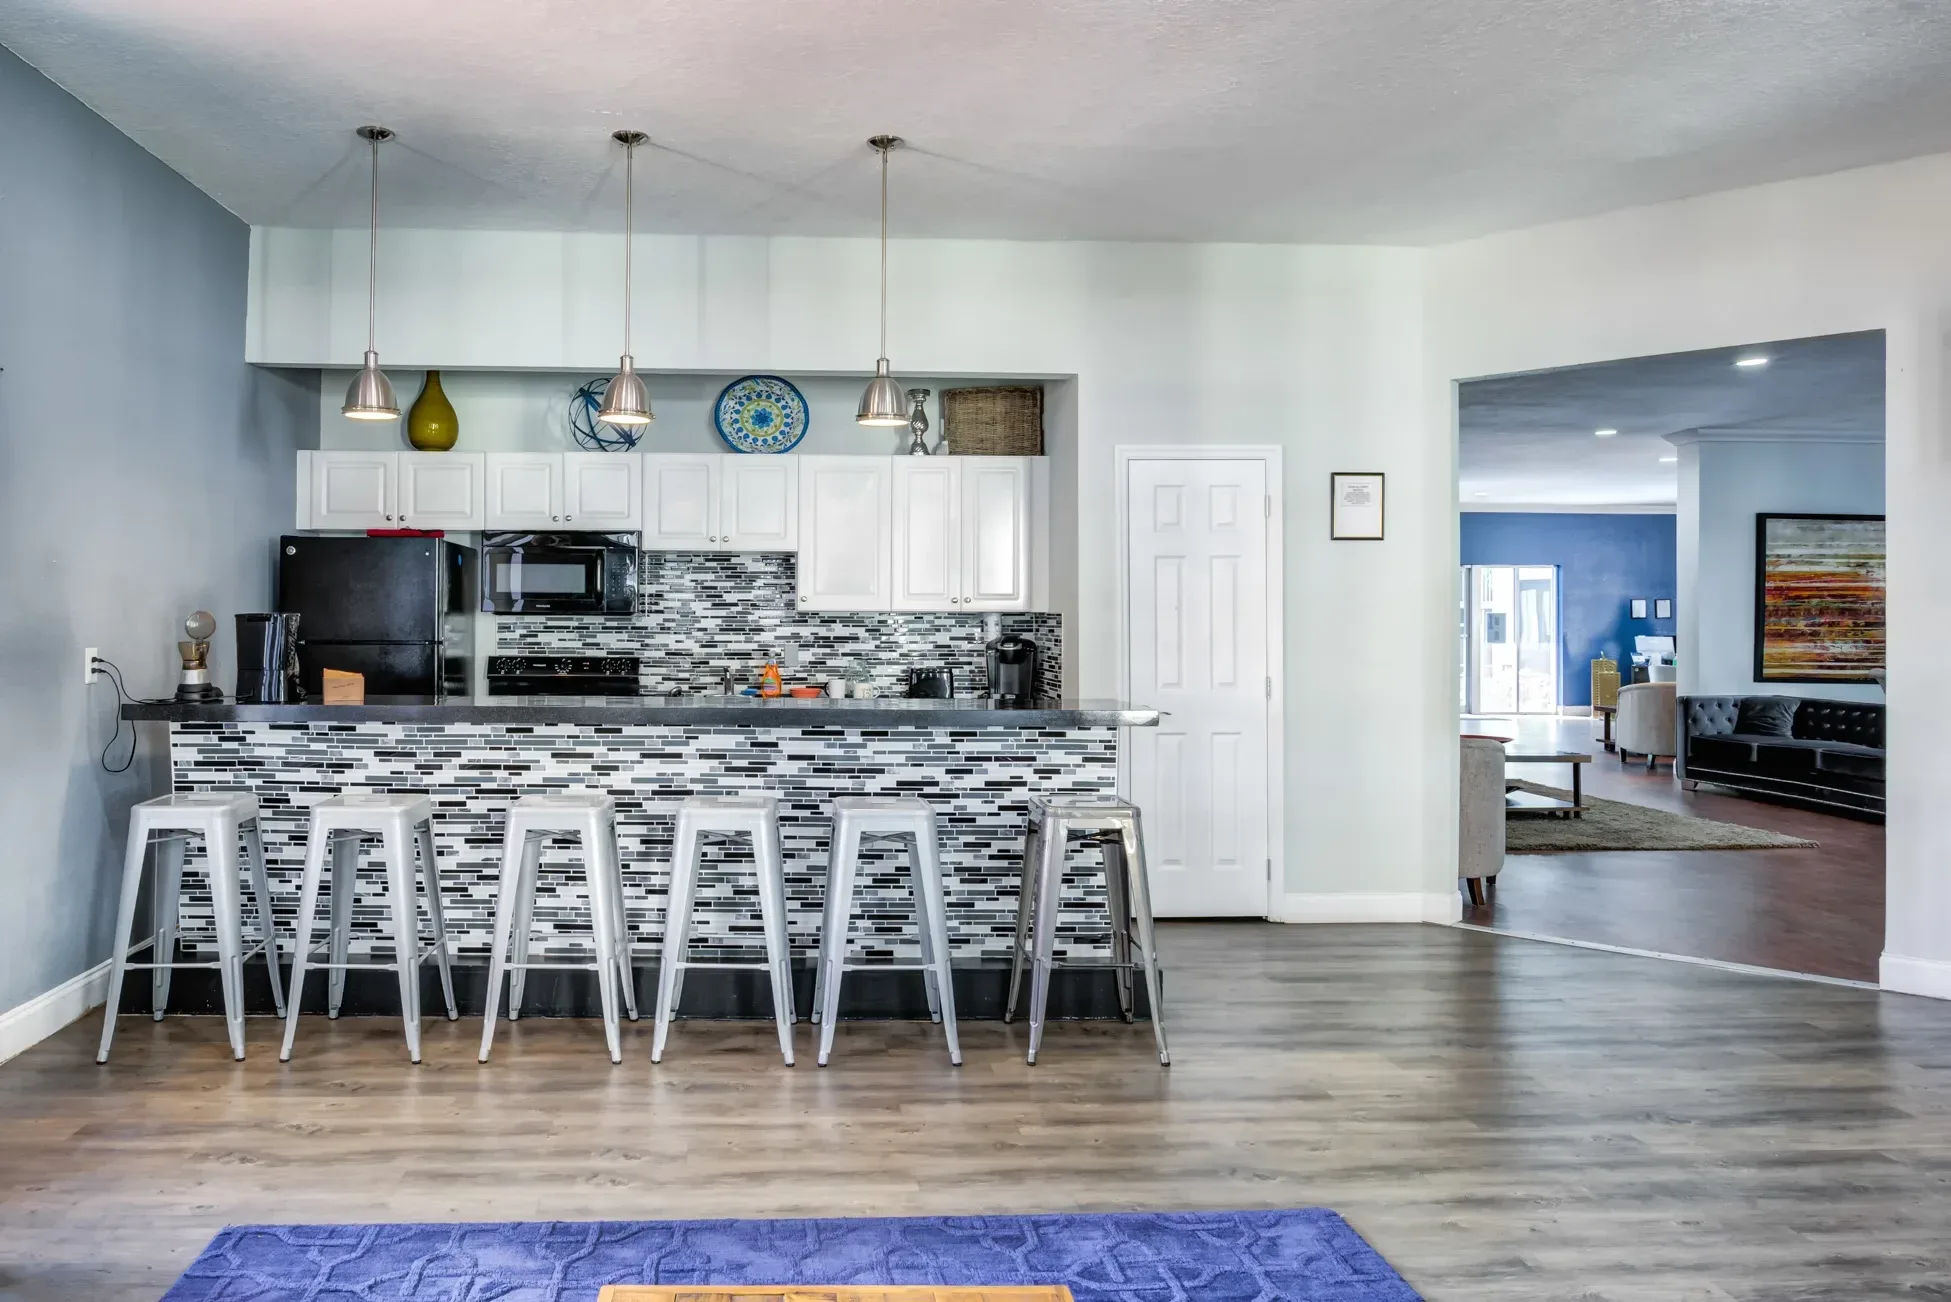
left=713, top=375, right=809, bottom=453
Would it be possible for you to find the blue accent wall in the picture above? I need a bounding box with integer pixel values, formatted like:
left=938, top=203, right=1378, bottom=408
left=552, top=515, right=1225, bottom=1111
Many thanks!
left=1460, top=513, right=1677, bottom=708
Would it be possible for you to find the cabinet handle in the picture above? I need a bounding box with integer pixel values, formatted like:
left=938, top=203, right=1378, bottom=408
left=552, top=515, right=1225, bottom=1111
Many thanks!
left=552, top=515, right=560, bottom=522
left=384, top=514, right=394, bottom=521
left=565, top=515, right=573, bottom=522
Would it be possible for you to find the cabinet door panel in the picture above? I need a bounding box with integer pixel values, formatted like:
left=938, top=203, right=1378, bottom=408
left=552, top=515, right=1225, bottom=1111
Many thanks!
left=892, top=460, right=960, bottom=610
left=399, top=453, right=484, bottom=530
left=563, top=453, right=642, bottom=529
left=643, top=455, right=717, bottom=549
left=720, top=456, right=798, bottom=550
left=309, top=451, right=397, bottom=530
left=797, top=456, right=891, bottom=611
left=485, top=454, right=561, bottom=530
left=961, top=457, right=1032, bottom=610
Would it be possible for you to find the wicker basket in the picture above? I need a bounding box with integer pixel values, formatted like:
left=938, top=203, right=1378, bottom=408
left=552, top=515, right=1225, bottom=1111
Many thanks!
left=941, top=386, right=1044, bottom=456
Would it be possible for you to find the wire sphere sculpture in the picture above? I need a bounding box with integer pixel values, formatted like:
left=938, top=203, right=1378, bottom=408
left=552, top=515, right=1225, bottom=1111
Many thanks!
left=568, top=377, right=644, bottom=451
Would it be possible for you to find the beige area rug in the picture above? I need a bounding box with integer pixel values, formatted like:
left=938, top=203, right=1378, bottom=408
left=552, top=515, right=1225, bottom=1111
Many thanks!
left=1505, top=781, right=1820, bottom=854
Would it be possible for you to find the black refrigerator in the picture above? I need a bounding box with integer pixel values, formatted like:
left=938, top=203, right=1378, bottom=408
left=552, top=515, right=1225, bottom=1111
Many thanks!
left=277, top=535, right=477, bottom=697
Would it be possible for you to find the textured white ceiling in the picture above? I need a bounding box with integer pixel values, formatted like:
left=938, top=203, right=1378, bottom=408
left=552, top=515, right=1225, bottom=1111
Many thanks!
left=6, top=1, right=1951, bottom=241
left=1459, top=331, right=1885, bottom=508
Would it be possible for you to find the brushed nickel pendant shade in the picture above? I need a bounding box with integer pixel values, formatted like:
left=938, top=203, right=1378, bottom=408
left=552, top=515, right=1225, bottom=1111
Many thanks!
left=597, top=129, right=655, bottom=427
left=857, top=135, right=909, bottom=427
left=342, top=126, right=400, bottom=421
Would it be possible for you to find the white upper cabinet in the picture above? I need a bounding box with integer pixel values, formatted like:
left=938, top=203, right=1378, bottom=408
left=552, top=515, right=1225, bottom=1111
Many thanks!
left=300, top=451, right=396, bottom=530
left=719, top=456, right=798, bottom=551
left=398, top=453, right=485, bottom=530
left=890, top=456, right=1038, bottom=611
left=484, top=454, right=562, bottom=530
left=643, top=455, right=717, bottom=549
left=960, top=457, right=1034, bottom=610
left=643, top=454, right=797, bottom=551
left=797, top=456, right=892, bottom=611
left=891, top=460, right=961, bottom=610
left=563, top=453, right=642, bottom=530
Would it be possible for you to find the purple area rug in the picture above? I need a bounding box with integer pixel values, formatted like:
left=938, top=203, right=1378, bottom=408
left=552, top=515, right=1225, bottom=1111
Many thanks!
left=163, top=1210, right=1421, bottom=1302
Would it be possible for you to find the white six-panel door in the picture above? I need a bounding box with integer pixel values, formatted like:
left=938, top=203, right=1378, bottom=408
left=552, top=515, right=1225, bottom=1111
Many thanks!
left=1125, top=457, right=1273, bottom=917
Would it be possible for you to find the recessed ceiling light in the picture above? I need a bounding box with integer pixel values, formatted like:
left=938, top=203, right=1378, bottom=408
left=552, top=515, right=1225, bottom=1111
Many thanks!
left=1594, top=428, right=1618, bottom=437
left=1735, top=355, right=1770, bottom=368
left=1659, top=455, right=1677, bottom=463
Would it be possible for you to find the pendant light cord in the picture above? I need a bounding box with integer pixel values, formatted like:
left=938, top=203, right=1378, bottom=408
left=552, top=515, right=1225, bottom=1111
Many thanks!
left=623, top=138, right=635, bottom=357
left=366, top=133, right=380, bottom=354
left=878, top=143, right=890, bottom=359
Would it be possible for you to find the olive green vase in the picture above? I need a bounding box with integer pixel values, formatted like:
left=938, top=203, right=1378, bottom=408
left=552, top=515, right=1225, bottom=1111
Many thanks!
left=406, top=371, right=459, bottom=451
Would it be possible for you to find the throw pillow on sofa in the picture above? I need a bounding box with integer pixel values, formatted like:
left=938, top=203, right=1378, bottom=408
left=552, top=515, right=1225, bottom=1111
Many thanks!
left=1735, top=696, right=1799, bottom=737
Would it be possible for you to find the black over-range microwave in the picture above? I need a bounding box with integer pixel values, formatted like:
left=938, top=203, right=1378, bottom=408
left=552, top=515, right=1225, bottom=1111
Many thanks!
left=480, top=532, right=638, bottom=615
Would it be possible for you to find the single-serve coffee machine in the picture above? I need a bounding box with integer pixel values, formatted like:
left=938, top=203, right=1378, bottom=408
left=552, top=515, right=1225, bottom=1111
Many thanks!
left=985, top=631, right=1038, bottom=704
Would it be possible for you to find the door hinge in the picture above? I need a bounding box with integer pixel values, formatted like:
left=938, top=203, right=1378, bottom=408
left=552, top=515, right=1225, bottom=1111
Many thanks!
left=1266, top=858, right=1273, bottom=881
left=1264, top=495, right=1272, bottom=518
left=1265, top=675, right=1273, bottom=699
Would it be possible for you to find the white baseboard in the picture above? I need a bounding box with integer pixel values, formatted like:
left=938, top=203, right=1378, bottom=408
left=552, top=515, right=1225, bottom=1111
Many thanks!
left=1881, top=952, right=1951, bottom=1000
left=1274, top=892, right=1462, bottom=924
left=0, top=960, right=110, bottom=1065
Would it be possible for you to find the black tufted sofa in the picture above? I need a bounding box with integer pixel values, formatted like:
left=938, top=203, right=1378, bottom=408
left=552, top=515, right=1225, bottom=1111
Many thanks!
left=1676, top=695, right=1884, bottom=819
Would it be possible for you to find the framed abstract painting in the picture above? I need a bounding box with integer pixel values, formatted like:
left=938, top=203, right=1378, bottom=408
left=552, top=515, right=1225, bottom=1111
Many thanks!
left=1753, top=513, right=1886, bottom=683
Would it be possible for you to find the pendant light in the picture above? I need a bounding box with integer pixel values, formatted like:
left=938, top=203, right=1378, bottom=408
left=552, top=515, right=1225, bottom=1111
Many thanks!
left=342, top=125, right=400, bottom=421
left=597, top=129, right=654, bottom=426
left=857, top=134, right=909, bottom=426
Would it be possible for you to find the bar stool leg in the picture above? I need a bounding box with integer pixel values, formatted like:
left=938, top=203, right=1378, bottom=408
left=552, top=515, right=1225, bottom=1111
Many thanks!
left=1101, top=834, right=1136, bottom=1023
left=811, top=820, right=845, bottom=1027
left=651, top=813, right=700, bottom=1064
left=415, top=819, right=459, bottom=1021
left=207, top=826, right=250, bottom=1061
left=383, top=826, right=423, bottom=1063
left=1024, top=822, right=1065, bottom=1066
left=97, top=821, right=152, bottom=1063
left=1003, top=823, right=1039, bottom=1023
left=152, top=833, right=185, bottom=1019
left=281, top=821, right=330, bottom=1062
left=815, top=819, right=860, bottom=1067
left=326, top=833, right=356, bottom=1018
left=506, top=831, right=542, bottom=1019
left=907, top=839, right=942, bottom=1024
left=478, top=817, right=527, bottom=1062
left=1118, top=813, right=1171, bottom=1067
left=584, top=818, right=624, bottom=1065
left=755, top=813, right=795, bottom=1066
left=604, top=815, right=639, bottom=1022
left=241, top=818, right=286, bottom=1017
left=912, top=822, right=962, bottom=1067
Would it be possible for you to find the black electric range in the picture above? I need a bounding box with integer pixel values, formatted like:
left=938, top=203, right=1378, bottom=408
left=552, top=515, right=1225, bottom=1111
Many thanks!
left=485, top=655, right=642, bottom=696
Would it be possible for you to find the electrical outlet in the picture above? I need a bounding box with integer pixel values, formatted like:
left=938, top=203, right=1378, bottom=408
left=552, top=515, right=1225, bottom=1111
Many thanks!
left=83, top=647, right=100, bottom=685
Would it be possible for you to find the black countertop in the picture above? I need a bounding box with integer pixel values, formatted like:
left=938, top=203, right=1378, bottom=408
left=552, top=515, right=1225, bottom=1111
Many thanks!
left=123, top=695, right=1160, bottom=729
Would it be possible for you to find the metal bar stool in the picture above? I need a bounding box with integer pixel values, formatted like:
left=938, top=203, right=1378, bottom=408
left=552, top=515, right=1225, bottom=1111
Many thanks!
left=98, top=792, right=285, bottom=1062
left=1004, top=795, right=1169, bottom=1066
left=479, top=791, right=637, bottom=1064
left=280, top=792, right=458, bottom=1064
left=652, top=794, right=795, bottom=1066
left=811, top=796, right=960, bottom=1067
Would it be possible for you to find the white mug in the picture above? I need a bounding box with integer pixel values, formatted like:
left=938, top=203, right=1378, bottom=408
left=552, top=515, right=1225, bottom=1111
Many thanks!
left=826, top=679, right=846, bottom=697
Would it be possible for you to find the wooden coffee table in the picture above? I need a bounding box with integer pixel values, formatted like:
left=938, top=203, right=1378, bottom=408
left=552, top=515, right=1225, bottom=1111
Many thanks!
left=600, top=1289, right=1072, bottom=1302
left=1503, top=750, right=1591, bottom=818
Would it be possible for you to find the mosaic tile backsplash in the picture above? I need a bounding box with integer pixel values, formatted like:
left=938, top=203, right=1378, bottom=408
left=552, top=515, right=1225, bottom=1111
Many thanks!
left=493, top=551, right=1062, bottom=700
left=164, top=721, right=1119, bottom=964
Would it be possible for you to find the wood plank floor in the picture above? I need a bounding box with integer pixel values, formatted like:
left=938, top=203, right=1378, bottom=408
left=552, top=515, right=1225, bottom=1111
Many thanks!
left=1460, top=716, right=1885, bottom=981
left=5, top=924, right=1950, bottom=1301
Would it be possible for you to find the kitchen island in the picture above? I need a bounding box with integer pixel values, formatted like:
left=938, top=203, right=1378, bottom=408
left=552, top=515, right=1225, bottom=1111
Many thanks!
left=120, top=695, right=1159, bottom=1018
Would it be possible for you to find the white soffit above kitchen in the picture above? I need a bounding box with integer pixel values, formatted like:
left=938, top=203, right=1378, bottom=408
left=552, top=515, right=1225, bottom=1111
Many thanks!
left=6, top=1, right=1951, bottom=242
left=1459, top=331, right=1885, bottom=510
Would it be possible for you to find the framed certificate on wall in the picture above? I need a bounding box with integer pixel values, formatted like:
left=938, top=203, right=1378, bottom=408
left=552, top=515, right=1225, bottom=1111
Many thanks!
left=1330, top=472, right=1385, bottom=540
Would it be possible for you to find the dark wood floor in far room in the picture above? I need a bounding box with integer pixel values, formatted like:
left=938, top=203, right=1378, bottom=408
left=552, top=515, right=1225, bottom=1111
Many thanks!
left=1462, top=715, right=1884, bottom=982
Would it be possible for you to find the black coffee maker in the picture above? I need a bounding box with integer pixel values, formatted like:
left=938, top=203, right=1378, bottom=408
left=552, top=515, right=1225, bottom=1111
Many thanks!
left=235, top=613, right=305, bottom=703
left=986, top=632, right=1038, bottom=704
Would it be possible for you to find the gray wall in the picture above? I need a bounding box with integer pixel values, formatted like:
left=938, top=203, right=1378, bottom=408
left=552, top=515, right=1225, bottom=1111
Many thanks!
left=0, top=47, right=318, bottom=1015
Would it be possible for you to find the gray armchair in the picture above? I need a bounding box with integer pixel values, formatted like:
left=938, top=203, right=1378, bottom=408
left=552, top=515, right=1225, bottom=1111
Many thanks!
left=1459, top=734, right=1508, bottom=906
left=1617, top=681, right=1677, bottom=768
